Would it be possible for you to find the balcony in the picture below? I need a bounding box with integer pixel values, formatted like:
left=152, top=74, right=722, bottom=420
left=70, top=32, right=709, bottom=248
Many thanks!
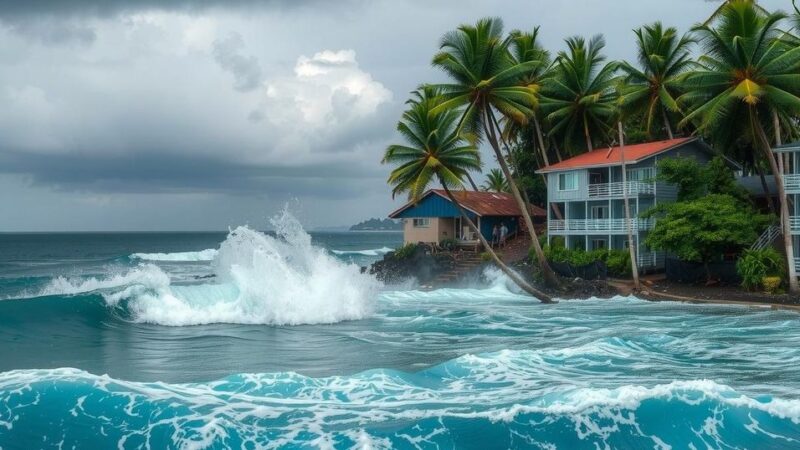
left=791, top=217, right=800, bottom=233
left=587, top=181, right=654, bottom=199
left=785, top=174, right=800, bottom=194
left=549, top=218, right=655, bottom=233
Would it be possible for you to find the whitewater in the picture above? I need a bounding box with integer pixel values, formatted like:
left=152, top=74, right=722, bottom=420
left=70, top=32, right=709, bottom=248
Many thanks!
left=1, top=213, right=800, bottom=448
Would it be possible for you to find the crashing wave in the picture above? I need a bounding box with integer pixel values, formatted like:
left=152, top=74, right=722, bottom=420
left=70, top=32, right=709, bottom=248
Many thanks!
left=37, top=210, right=381, bottom=326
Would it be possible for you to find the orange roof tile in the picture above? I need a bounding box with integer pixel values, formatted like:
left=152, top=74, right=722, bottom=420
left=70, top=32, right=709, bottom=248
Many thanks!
left=536, top=137, right=696, bottom=173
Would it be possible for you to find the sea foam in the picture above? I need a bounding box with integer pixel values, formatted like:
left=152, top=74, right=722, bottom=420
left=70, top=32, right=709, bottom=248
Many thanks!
left=331, top=247, right=393, bottom=256
left=40, top=210, right=381, bottom=326
left=131, top=249, right=219, bottom=262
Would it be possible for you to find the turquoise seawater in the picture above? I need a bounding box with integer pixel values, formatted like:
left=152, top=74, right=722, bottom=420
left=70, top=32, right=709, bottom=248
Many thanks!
left=1, top=216, right=800, bottom=449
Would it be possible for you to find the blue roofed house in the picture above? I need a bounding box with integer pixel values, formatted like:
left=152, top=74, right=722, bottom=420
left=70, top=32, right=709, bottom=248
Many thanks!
left=536, top=137, right=722, bottom=270
left=388, top=189, right=546, bottom=246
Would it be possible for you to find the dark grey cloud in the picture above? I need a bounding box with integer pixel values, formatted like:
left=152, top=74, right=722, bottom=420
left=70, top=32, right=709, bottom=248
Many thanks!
left=212, top=32, right=263, bottom=92
left=4, top=18, right=96, bottom=45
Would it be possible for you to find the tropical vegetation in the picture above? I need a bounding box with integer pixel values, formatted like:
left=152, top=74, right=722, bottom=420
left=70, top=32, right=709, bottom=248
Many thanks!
left=382, top=0, right=800, bottom=295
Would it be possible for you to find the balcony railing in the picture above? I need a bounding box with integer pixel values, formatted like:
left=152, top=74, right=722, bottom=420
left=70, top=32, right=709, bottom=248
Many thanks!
left=549, top=218, right=655, bottom=232
left=791, top=217, right=800, bottom=233
left=786, top=174, right=800, bottom=193
left=587, top=181, right=655, bottom=198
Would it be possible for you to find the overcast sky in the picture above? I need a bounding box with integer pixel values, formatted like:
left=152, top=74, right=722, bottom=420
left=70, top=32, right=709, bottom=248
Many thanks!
left=0, top=0, right=788, bottom=231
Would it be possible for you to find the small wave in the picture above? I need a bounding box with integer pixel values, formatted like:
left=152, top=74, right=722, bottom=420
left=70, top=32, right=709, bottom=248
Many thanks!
left=130, top=249, right=219, bottom=262
left=2, top=359, right=799, bottom=449
left=331, top=246, right=393, bottom=256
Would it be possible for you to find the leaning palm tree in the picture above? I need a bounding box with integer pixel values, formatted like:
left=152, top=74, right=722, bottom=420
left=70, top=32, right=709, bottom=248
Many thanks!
left=680, top=0, right=800, bottom=292
left=430, top=17, right=559, bottom=287
left=539, top=35, right=620, bottom=155
left=482, top=168, right=510, bottom=193
left=383, top=87, right=552, bottom=302
left=618, top=22, right=695, bottom=139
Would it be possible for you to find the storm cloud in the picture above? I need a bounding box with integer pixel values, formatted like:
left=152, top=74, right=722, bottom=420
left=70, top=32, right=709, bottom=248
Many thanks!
left=0, top=0, right=788, bottom=231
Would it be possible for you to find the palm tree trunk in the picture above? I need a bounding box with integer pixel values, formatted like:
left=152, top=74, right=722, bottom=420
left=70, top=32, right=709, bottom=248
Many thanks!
left=439, top=181, right=553, bottom=303
left=583, top=115, right=593, bottom=153
left=465, top=173, right=479, bottom=191
left=752, top=109, right=798, bottom=293
left=661, top=108, right=674, bottom=140
left=619, top=122, right=641, bottom=291
left=533, top=115, right=551, bottom=166
left=484, top=108, right=559, bottom=288
left=754, top=154, right=777, bottom=215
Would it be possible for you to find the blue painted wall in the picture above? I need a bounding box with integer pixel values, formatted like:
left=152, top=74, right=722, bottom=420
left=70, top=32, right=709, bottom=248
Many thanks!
left=393, top=194, right=477, bottom=220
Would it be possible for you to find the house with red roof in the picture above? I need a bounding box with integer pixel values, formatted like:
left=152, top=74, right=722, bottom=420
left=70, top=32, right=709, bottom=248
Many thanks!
left=388, top=189, right=546, bottom=246
left=536, top=137, right=717, bottom=269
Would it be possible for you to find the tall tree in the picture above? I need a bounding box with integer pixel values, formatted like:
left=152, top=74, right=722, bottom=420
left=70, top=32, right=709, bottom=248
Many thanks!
left=539, top=35, right=619, bottom=155
left=680, top=0, right=800, bottom=292
left=431, top=17, right=559, bottom=287
left=482, top=168, right=510, bottom=193
left=382, top=87, right=552, bottom=302
left=618, top=22, right=695, bottom=139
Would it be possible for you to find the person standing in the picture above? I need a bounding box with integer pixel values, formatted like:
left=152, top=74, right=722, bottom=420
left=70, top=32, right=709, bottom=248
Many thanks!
left=491, top=224, right=500, bottom=248
left=500, top=222, right=508, bottom=248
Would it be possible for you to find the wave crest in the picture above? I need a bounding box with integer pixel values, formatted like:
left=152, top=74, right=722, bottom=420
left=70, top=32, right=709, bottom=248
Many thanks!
left=130, top=249, right=218, bottom=262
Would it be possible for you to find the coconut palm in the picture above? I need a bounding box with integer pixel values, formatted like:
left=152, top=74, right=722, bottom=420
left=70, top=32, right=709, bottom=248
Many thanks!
left=507, top=27, right=554, bottom=166
left=430, top=17, right=559, bottom=287
left=481, top=168, right=510, bottom=193
left=680, top=0, right=800, bottom=292
left=382, top=87, right=552, bottom=302
left=703, top=0, right=769, bottom=25
left=618, top=22, right=695, bottom=139
left=539, top=35, right=620, bottom=155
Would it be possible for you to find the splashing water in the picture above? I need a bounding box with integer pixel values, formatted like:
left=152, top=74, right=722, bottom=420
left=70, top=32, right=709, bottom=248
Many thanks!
left=36, top=210, right=381, bottom=326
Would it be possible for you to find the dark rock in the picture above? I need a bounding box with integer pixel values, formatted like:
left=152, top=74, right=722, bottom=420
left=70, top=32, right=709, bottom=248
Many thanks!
left=369, top=244, right=455, bottom=284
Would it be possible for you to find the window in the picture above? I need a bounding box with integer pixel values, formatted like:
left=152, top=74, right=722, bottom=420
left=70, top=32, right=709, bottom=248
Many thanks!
left=627, top=167, right=655, bottom=182
left=591, top=206, right=608, bottom=219
left=412, top=218, right=430, bottom=228
left=558, top=173, right=578, bottom=191
left=591, top=239, right=607, bottom=250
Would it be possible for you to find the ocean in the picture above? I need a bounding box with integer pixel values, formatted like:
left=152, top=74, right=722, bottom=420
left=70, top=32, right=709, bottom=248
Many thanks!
left=1, top=211, right=800, bottom=449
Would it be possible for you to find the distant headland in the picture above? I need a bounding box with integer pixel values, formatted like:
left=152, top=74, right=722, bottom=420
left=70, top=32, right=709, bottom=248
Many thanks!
left=349, top=218, right=402, bottom=231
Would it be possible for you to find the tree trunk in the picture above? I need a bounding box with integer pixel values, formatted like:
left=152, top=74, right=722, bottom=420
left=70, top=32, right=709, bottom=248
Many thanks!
left=619, top=122, right=641, bottom=291
left=533, top=115, right=551, bottom=167
left=484, top=108, right=560, bottom=288
left=753, top=109, right=798, bottom=293
left=662, top=108, right=674, bottom=140
left=583, top=115, right=593, bottom=153
left=440, top=181, right=553, bottom=303
left=704, top=260, right=712, bottom=283
left=465, top=173, right=479, bottom=191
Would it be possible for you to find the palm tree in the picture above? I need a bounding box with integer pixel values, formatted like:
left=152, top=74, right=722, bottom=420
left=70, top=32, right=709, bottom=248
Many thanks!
left=680, top=0, right=800, bottom=292
left=508, top=27, right=554, bottom=167
left=430, top=17, right=559, bottom=287
left=618, top=22, right=695, bottom=139
left=382, top=87, right=553, bottom=302
left=482, top=168, right=510, bottom=192
left=703, top=0, right=769, bottom=25
left=539, top=35, right=619, bottom=155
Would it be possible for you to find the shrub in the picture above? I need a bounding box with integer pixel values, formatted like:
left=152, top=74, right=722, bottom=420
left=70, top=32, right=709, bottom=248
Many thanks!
left=736, top=248, right=785, bottom=291
left=479, top=251, right=493, bottom=262
left=440, top=238, right=458, bottom=251
left=540, top=245, right=632, bottom=277
left=763, top=276, right=782, bottom=294
left=606, top=250, right=632, bottom=277
left=394, top=243, right=418, bottom=259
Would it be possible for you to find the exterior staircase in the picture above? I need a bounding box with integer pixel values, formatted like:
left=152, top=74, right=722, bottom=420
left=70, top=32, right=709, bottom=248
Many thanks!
left=751, top=225, right=781, bottom=250
left=425, top=233, right=534, bottom=288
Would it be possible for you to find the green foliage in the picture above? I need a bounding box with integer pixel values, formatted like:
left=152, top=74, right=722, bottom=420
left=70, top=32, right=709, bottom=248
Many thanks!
left=655, top=158, right=708, bottom=201
left=618, top=21, right=695, bottom=139
left=539, top=246, right=632, bottom=277
left=481, top=168, right=509, bottom=193
left=737, top=248, right=785, bottom=291
left=645, top=194, right=768, bottom=271
left=479, top=252, right=493, bottom=262
left=440, top=238, right=458, bottom=251
left=394, top=243, right=418, bottom=259
left=382, top=86, right=481, bottom=201
left=763, top=276, right=783, bottom=294
left=539, top=35, right=619, bottom=154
